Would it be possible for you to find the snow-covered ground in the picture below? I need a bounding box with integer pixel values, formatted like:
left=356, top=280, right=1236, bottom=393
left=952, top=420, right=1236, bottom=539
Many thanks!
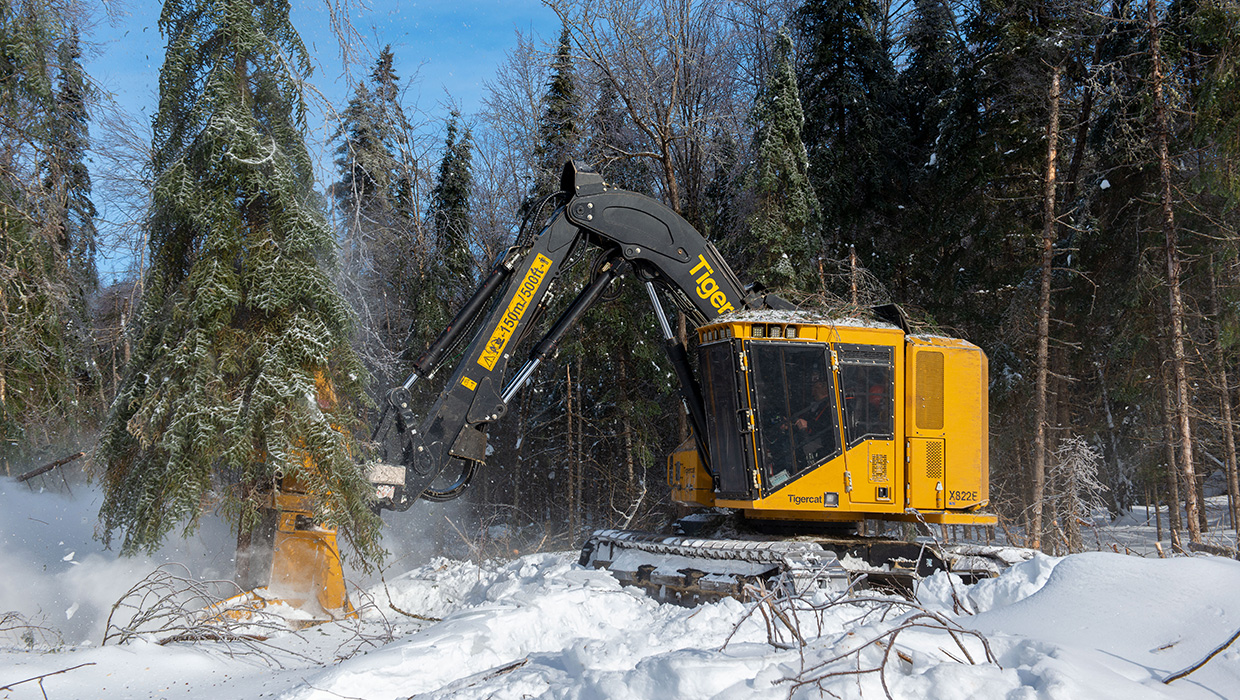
left=3, top=483, right=1239, bottom=699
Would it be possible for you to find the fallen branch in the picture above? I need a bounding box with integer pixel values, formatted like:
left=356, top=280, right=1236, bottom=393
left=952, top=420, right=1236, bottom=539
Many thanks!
left=337, top=585, right=398, bottom=659
left=16, top=451, right=85, bottom=483
left=158, top=630, right=269, bottom=645
left=1164, top=627, right=1240, bottom=684
left=103, top=563, right=316, bottom=668
left=425, top=657, right=530, bottom=695
left=0, top=662, right=96, bottom=692
left=1187, top=541, right=1239, bottom=559
left=380, top=574, right=441, bottom=623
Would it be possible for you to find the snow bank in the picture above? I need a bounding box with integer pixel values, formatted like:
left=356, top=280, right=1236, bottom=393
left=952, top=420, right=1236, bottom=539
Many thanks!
left=284, top=550, right=1240, bottom=700
left=969, top=552, right=1240, bottom=697
left=3, top=486, right=1239, bottom=699
left=916, top=552, right=1061, bottom=614
left=3, top=548, right=1239, bottom=699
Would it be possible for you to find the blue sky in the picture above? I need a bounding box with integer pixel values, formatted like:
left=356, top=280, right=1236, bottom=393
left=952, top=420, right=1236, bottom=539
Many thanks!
left=83, top=1, right=560, bottom=281
left=85, top=0, right=560, bottom=119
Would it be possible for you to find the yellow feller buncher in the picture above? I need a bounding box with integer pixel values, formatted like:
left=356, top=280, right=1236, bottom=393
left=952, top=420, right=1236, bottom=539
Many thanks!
left=244, top=161, right=1022, bottom=611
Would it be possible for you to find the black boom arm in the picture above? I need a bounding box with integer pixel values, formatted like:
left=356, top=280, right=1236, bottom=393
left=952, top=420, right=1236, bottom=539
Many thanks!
left=370, top=162, right=791, bottom=511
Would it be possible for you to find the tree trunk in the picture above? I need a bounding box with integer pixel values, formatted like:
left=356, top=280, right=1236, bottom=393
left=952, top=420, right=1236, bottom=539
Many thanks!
left=1097, top=362, right=1124, bottom=514
left=619, top=357, right=636, bottom=499
left=566, top=363, right=576, bottom=538
left=1, top=370, right=6, bottom=477
left=677, top=312, right=689, bottom=443
left=513, top=386, right=529, bottom=522
left=1159, top=357, right=1184, bottom=546
left=1154, top=483, right=1163, bottom=543
left=661, top=149, right=681, bottom=214
left=1031, top=64, right=1062, bottom=552
left=849, top=244, right=859, bottom=306
left=575, top=357, right=585, bottom=538
left=1150, top=0, right=1203, bottom=544
left=1197, top=468, right=1209, bottom=533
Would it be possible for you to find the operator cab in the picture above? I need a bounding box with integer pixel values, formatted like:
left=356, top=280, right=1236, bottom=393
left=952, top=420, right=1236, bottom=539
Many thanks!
left=669, top=311, right=993, bottom=526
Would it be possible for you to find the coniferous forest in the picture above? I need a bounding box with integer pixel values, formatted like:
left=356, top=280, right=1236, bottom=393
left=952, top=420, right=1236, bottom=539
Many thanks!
left=3, top=0, right=1240, bottom=564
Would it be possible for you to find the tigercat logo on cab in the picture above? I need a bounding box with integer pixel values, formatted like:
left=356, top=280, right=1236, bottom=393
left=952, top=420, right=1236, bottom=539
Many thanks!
left=478, top=253, right=553, bottom=371
left=788, top=494, right=823, bottom=506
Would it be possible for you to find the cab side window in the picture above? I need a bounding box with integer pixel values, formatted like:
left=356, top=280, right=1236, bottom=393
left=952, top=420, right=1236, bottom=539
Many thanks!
left=838, top=344, right=894, bottom=447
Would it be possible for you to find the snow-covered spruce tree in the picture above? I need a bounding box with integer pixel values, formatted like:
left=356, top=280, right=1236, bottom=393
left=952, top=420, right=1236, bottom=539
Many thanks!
left=45, top=28, right=97, bottom=304
left=745, top=28, right=820, bottom=293
left=98, top=0, right=381, bottom=562
left=332, top=47, right=425, bottom=383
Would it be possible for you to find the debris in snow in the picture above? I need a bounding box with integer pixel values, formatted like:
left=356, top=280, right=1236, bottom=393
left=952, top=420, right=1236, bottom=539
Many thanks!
left=62, top=551, right=75, bottom=562
left=3, top=490, right=1240, bottom=699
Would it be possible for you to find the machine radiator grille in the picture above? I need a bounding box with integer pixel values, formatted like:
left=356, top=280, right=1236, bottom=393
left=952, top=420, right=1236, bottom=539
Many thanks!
left=927, top=441, right=942, bottom=480
left=926, top=442, right=943, bottom=480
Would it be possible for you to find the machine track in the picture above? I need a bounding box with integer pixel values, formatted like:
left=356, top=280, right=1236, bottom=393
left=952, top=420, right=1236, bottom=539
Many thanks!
left=580, top=529, right=1034, bottom=604
left=580, top=530, right=850, bottom=604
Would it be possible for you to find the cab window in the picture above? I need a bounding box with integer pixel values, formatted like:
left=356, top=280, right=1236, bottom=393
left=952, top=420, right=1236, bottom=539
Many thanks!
left=838, top=344, right=895, bottom=447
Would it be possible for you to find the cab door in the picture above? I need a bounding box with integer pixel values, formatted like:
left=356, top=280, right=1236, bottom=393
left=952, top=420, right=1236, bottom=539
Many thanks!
left=837, top=344, right=897, bottom=506
left=699, top=339, right=755, bottom=500
left=745, top=340, right=840, bottom=497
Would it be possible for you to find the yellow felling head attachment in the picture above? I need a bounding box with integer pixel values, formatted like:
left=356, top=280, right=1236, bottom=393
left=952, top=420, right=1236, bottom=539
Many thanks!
left=215, top=478, right=356, bottom=628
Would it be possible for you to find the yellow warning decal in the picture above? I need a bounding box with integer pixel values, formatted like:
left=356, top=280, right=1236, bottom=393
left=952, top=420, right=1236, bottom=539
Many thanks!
left=478, top=253, right=553, bottom=371
left=460, top=376, right=477, bottom=391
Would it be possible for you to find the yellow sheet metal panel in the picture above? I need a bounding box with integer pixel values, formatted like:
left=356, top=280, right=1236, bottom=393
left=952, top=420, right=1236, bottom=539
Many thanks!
left=906, top=336, right=988, bottom=511
left=667, top=439, right=714, bottom=507
left=979, top=349, right=990, bottom=504
left=942, top=343, right=986, bottom=508
left=269, top=524, right=352, bottom=615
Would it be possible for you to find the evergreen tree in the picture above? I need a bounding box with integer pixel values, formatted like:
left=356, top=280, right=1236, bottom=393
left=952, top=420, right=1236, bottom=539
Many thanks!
left=882, top=0, right=990, bottom=308
left=528, top=25, right=578, bottom=209
left=584, top=78, right=649, bottom=193
left=794, top=0, right=900, bottom=249
left=1191, top=0, right=1240, bottom=205
left=98, top=0, right=380, bottom=560
left=744, top=28, right=820, bottom=293
left=334, top=78, right=400, bottom=377
left=367, top=45, right=419, bottom=229
left=335, top=81, right=389, bottom=241
left=44, top=28, right=97, bottom=320
left=0, top=1, right=90, bottom=464
left=333, top=46, right=429, bottom=380
left=899, top=0, right=958, bottom=173
left=430, top=111, right=474, bottom=304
